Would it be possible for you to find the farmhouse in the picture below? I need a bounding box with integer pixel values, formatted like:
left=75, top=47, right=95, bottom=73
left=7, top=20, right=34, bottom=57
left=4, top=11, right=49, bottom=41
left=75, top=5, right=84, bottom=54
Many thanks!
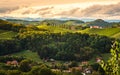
left=6, top=60, right=18, bottom=66
left=90, top=26, right=103, bottom=29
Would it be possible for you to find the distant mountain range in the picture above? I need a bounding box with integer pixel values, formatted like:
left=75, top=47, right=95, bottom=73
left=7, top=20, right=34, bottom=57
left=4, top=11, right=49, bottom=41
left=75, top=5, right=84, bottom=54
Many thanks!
left=0, top=17, right=120, bottom=23
left=0, top=17, right=120, bottom=28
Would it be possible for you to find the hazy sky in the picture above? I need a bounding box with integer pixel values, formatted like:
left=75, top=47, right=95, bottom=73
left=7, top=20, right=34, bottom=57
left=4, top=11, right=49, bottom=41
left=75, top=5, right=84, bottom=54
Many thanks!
left=1, top=0, right=120, bottom=6
left=0, top=0, right=119, bottom=8
left=0, top=0, right=120, bottom=19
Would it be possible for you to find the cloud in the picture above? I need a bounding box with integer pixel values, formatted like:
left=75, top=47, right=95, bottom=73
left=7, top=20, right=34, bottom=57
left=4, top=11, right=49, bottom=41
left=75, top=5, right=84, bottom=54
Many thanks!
left=54, top=2, right=120, bottom=19
left=0, top=2, right=120, bottom=19
left=55, top=8, right=81, bottom=16
left=79, top=3, right=120, bottom=19
left=0, top=6, right=19, bottom=13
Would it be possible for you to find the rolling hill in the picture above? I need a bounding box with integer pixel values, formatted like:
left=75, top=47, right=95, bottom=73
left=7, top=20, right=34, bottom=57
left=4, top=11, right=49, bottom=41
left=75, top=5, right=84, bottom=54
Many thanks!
left=78, top=28, right=120, bottom=39
left=6, top=19, right=41, bottom=25
left=37, top=25, right=72, bottom=33
left=40, top=19, right=84, bottom=25
left=85, top=19, right=111, bottom=27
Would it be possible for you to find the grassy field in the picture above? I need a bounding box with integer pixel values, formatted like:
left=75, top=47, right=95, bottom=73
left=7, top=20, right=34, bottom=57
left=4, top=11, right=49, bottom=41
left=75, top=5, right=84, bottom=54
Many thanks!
left=11, top=50, right=65, bottom=65
left=0, top=30, right=17, bottom=40
left=77, top=28, right=120, bottom=38
left=11, top=50, right=42, bottom=62
left=112, top=32, right=120, bottom=39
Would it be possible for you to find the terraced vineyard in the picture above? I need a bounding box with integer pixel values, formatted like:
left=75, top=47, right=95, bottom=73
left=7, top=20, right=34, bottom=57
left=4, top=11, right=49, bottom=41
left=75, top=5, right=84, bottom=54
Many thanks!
left=78, top=28, right=120, bottom=39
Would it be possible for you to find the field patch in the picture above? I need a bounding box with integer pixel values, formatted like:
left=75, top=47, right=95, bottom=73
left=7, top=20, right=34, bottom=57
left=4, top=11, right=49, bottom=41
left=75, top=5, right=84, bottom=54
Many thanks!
left=0, top=30, right=17, bottom=40
left=11, top=50, right=42, bottom=62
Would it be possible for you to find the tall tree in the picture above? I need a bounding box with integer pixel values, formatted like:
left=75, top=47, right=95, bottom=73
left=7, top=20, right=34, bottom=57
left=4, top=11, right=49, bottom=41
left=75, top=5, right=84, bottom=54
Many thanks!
left=99, top=41, right=120, bottom=75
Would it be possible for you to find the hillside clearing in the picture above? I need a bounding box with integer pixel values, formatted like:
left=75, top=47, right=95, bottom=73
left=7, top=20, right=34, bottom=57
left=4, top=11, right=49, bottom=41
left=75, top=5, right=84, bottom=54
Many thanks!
left=10, top=50, right=42, bottom=62
left=0, top=30, right=17, bottom=40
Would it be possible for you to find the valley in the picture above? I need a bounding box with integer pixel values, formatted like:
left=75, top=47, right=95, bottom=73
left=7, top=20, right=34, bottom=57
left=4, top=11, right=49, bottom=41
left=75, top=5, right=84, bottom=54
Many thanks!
left=0, top=19, right=120, bottom=75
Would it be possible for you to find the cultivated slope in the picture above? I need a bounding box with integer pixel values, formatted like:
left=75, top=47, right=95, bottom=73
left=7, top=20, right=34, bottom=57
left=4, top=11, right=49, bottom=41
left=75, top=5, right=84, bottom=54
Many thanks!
left=78, top=28, right=120, bottom=38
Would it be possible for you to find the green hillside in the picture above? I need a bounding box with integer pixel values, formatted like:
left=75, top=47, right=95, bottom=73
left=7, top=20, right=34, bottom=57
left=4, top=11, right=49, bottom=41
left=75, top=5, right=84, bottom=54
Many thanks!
left=40, top=19, right=84, bottom=25
left=0, top=30, right=17, bottom=40
left=7, top=19, right=41, bottom=25
left=11, top=50, right=42, bottom=62
left=78, top=28, right=120, bottom=38
left=64, top=20, right=84, bottom=25
left=37, top=25, right=72, bottom=33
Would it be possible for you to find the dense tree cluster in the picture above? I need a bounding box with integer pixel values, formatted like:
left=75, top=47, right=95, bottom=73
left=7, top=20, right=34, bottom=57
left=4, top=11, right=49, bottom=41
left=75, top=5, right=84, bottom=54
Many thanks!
left=0, top=39, right=22, bottom=55
left=16, top=31, right=113, bottom=61
left=0, top=19, right=25, bottom=32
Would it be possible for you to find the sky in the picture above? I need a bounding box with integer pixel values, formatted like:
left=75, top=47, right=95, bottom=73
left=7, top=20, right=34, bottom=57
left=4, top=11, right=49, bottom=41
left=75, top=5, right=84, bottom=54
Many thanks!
left=0, top=0, right=120, bottom=19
